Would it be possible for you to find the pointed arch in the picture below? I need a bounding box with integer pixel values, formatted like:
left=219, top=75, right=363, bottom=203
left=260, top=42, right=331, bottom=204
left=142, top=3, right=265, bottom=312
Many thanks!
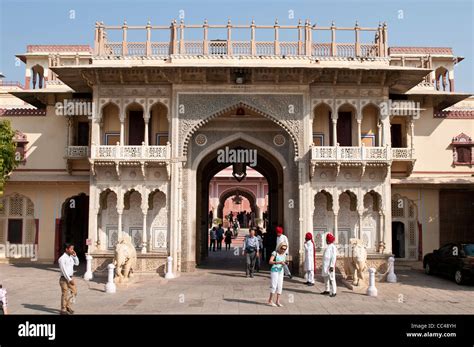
left=182, top=101, right=299, bottom=157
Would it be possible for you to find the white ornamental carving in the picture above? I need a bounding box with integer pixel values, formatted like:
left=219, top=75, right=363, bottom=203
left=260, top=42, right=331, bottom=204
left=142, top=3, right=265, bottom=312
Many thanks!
left=195, top=134, right=208, bottom=146
left=273, top=134, right=286, bottom=146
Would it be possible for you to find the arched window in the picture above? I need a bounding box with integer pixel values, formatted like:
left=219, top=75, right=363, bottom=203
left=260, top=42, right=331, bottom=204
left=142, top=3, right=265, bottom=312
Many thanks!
left=0, top=193, right=37, bottom=246
left=452, top=133, right=473, bottom=166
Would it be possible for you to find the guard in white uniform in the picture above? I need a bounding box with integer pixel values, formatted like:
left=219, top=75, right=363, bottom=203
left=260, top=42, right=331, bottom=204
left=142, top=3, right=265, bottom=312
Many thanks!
left=321, top=233, right=337, bottom=297
left=304, top=232, right=316, bottom=286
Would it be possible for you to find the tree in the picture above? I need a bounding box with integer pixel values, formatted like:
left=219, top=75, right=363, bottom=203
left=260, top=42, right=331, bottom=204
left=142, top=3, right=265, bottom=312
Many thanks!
left=0, top=119, right=18, bottom=198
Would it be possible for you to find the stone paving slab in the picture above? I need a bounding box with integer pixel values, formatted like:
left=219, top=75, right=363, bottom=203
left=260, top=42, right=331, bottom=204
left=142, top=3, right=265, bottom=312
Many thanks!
left=0, top=260, right=473, bottom=314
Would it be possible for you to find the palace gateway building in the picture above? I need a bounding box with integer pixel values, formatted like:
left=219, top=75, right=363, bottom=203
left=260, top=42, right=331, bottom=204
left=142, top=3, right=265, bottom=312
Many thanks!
left=0, top=19, right=472, bottom=275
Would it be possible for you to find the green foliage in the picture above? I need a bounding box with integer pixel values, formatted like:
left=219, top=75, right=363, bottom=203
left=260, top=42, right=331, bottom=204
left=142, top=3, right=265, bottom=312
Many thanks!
left=0, top=120, right=18, bottom=194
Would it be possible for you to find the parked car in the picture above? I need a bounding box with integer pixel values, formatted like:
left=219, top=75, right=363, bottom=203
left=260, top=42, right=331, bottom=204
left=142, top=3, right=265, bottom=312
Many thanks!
left=423, top=243, right=474, bottom=285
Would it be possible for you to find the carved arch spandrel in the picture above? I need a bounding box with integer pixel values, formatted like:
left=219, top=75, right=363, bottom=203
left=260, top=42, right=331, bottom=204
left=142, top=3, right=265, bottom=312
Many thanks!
left=177, top=94, right=304, bottom=157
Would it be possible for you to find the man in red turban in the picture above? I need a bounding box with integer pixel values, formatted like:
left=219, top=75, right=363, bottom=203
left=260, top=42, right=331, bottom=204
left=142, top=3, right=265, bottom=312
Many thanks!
left=304, top=232, right=316, bottom=286
left=321, top=233, right=337, bottom=297
left=275, top=226, right=292, bottom=279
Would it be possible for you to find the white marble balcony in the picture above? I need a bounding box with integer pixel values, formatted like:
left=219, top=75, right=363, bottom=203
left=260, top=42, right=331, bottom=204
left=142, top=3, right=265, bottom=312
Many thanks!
left=311, top=145, right=415, bottom=163
left=90, top=144, right=170, bottom=162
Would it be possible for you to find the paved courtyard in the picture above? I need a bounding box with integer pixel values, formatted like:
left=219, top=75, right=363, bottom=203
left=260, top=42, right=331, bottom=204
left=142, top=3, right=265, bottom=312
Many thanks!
left=1, top=236, right=473, bottom=315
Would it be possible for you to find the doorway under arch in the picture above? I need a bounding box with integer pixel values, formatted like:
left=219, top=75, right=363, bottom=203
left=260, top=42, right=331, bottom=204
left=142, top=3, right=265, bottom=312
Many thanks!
left=217, top=187, right=257, bottom=224
left=392, top=221, right=405, bottom=258
left=59, top=193, right=89, bottom=260
left=196, top=139, right=284, bottom=265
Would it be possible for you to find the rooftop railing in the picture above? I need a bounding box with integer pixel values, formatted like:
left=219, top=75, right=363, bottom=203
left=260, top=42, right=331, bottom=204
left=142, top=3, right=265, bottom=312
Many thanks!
left=94, top=19, right=388, bottom=58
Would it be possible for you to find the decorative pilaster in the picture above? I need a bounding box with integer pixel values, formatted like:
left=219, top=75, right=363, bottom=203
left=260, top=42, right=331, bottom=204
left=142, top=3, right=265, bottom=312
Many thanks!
left=333, top=195, right=339, bottom=244
left=141, top=207, right=148, bottom=254
left=378, top=211, right=385, bottom=253
left=117, top=211, right=123, bottom=240
left=117, top=191, right=124, bottom=240
left=357, top=211, right=363, bottom=240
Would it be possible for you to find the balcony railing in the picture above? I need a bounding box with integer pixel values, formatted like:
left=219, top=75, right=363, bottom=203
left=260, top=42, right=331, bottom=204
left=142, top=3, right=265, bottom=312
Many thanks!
left=391, top=147, right=415, bottom=161
left=94, top=20, right=388, bottom=58
left=311, top=145, right=415, bottom=162
left=65, top=146, right=89, bottom=158
left=90, top=144, right=170, bottom=161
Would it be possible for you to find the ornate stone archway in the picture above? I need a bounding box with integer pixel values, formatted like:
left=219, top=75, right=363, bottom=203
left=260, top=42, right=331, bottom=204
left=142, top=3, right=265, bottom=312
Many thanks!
left=217, top=187, right=257, bottom=220
left=176, top=93, right=304, bottom=157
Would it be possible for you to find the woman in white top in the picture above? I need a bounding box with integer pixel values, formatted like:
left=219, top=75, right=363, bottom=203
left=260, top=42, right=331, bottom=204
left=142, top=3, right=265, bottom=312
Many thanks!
left=267, top=242, right=288, bottom=307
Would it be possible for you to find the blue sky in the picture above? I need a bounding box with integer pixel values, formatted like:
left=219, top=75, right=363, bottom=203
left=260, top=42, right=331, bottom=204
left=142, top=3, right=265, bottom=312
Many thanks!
left=1, top=0, right=473, bottom=91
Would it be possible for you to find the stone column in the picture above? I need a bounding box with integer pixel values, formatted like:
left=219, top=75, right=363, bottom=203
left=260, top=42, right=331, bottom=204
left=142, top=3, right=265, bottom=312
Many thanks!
left=383, top=181, right=392, bottom=255
left=119, top=107, right=126, bottom=145
left=87, top=186, right=99, bottom=254
left=144, top=106, right=150, bottom=146
left=91, top=88, right=101, bottom=146
left=377, top=121, right=382, bottom=147
left=448, top=69, right=455, bottom=92
left=25, top=67, right=31, bottom=89
left=141, top=206, right=148, bottom=254
left=357, top=119, right=362, bottom=147
left=117, top=211, right=123, bottom=240
left=96, top=210, right=104, bottom=251
left=333, top=213, right=338, bottom=244
left=381, top=117, right=391, bottom=146
left=333, top=196, right=339, bottom=244
left=144, top=121, right=149, bottom=146
left=378, top=211, right=384, bottom=252
left=91, top=207, right=100, bottom=251
left=331, top=117, right=338, bottom=146
left=67, top=116, right=74, bottom=146
left=409, top=118, right=415, bottom=152
left=120, top=121, right=125, bottom=145
left=358, top=211, right=363, bottom=240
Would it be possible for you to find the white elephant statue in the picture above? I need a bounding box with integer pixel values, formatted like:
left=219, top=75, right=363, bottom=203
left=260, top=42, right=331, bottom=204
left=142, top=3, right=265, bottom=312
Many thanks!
left=343, top=238, right=368, bottom=286
left=113, top=233, right=137, bottom=283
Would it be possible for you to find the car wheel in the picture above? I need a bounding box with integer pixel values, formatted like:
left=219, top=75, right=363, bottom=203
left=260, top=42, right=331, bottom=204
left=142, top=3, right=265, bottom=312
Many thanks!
left=425, top=263, right=433, bottom=275
left=454, top=270, right=464, bottom=285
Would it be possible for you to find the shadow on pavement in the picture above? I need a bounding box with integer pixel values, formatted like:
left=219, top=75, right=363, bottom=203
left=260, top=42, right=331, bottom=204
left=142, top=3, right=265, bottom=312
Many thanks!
left=223, top=298, right=268, bottom=306
left=22, top=304, right=61, bottom=314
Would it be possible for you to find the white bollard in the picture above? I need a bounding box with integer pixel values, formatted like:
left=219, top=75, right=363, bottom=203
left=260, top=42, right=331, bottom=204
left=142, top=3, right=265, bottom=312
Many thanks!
left=387, top=256, right=397, bottom=283
left=165, top=256, right=175, bottom=279
left=366, top=267, right=378, bottom=297
left=84, top=254, right=93, bottom=281
left=105, top=263, right=116, bottom=293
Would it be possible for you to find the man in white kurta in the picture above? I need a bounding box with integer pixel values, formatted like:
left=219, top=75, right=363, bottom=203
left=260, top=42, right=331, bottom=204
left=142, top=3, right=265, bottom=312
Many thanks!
left=304, top=232, right=315, bottom=286
left=321, top=233, right=337, bottom=297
